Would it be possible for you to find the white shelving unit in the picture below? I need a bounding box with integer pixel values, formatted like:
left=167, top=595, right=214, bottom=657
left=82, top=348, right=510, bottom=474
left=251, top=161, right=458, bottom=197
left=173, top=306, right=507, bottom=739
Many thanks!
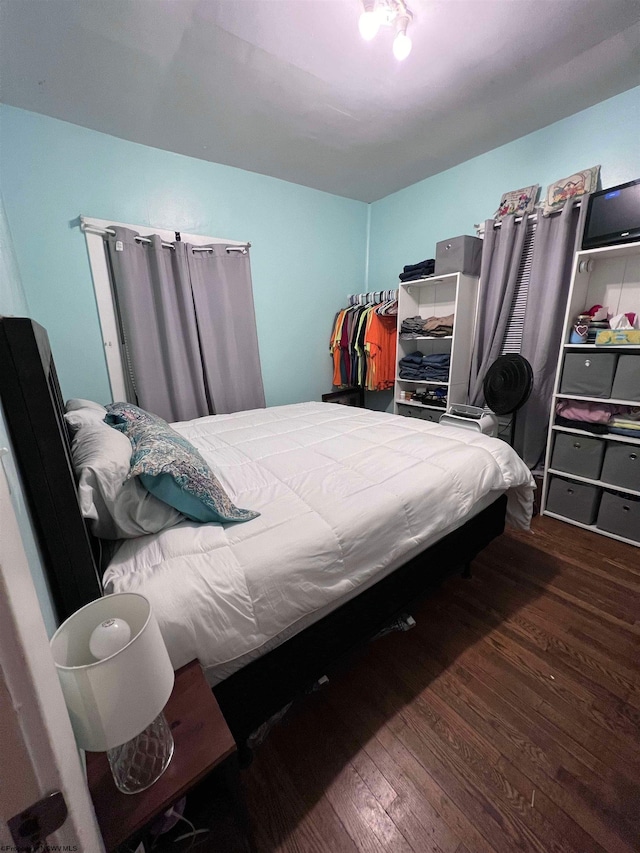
left=541, top=239, right=640, bottom=546
left=394, top=273, right=479, bottom=423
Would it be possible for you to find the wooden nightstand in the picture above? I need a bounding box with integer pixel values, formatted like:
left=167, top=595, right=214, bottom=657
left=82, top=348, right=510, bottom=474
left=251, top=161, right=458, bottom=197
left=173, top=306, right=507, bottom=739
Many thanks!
left=86, top=660, right=253, bottom=852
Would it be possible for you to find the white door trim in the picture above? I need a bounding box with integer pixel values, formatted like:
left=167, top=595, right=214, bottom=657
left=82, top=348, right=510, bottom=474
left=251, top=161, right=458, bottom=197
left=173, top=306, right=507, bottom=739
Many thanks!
left=0, top=456, right=104, bottom=851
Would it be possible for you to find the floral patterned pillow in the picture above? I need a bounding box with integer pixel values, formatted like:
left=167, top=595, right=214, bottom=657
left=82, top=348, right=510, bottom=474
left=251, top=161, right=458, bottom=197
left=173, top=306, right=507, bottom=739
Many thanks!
left=105, top=403, right=259, bottom=524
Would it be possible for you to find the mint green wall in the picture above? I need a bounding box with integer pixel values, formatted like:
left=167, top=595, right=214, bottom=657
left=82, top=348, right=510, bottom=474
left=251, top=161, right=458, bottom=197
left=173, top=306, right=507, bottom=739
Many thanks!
left=0, top=194, right=57, bottom=636
left=368, top=87, right=640, bottom=290
left=0, top=106, right=368, bottom=407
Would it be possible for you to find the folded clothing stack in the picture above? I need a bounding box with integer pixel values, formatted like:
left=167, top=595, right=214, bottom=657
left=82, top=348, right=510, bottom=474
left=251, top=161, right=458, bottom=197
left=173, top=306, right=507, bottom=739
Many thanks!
left=399, top=259, right=435, bottom=282
left=423, top=314, right=454, bottom=337
left=555, top=400, right=640, bottom=436
left=399, top=352, right=450, bottom=381
left=609, top=412, right=640, bottom=438
left=400, top=313, right=454, bottom=339
left=400, top=316, right=428, bottom=336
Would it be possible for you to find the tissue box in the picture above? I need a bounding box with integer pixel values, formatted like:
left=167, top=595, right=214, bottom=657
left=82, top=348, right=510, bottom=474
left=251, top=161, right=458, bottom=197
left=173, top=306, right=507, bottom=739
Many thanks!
left=435, top=236, right=482, bottom=276
left=595, top=330, right=640, bottom=346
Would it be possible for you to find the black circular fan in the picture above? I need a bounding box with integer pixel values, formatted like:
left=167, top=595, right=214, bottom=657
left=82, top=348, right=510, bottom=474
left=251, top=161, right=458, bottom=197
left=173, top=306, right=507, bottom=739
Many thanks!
left=483, top=355, right=533, bottom=443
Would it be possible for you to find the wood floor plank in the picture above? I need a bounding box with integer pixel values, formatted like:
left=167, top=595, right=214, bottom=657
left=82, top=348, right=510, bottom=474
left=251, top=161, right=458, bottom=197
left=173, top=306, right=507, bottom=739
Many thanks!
left=243, top=516, right=640, bottom=853
left=373, top=638, right=630, bottom=853
left=448, top=580, right=640, bottom=707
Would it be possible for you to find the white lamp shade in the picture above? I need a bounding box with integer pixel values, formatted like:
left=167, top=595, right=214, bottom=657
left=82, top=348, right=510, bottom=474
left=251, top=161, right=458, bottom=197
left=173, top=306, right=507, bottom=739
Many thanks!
left=50, top=593, right=175, bottom=752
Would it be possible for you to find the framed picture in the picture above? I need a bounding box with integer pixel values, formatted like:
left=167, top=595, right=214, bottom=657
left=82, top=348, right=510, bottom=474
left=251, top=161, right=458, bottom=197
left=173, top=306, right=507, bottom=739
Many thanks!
left=322, top=387, right=365, bottom=407
left=542, top=165, right=600, bottom=216
left=494, top=184, right=539, bottom=219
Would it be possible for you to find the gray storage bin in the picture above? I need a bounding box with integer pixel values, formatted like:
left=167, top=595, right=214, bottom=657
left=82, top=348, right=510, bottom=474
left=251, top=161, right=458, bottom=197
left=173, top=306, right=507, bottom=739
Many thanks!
left=610, top=354, right=640, bottom=401
left=546, top=476, right=601, bottom=524
left=551, top=433, right=605, bottom=479
left=597, top=491, right=640, bottom=542
left=560, top=353, right=618, bottom=397
left=435, top=235, right=482, bottom=276
left=601, top=442, right=640, bottom=491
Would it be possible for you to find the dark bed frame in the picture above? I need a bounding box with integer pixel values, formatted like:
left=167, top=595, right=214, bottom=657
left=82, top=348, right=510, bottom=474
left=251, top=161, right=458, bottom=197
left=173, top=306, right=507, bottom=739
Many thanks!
left=0, top=317, right=507, bottom=751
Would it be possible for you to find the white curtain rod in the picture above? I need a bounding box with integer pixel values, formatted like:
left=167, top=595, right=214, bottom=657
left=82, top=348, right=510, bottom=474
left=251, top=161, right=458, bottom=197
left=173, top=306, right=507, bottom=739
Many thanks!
left=80, top=222, right=250, bottom=253
left=475, top=198, right=583, bottom=236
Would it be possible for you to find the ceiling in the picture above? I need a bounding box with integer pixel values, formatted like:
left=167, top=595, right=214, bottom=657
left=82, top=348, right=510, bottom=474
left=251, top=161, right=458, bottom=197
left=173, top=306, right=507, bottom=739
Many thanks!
left=1, top=0, right=638, bottom=202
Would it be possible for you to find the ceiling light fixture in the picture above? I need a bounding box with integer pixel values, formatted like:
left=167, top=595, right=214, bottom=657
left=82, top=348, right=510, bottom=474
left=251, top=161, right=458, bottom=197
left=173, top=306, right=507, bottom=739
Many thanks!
left=358, top=0, right=413, bottom=60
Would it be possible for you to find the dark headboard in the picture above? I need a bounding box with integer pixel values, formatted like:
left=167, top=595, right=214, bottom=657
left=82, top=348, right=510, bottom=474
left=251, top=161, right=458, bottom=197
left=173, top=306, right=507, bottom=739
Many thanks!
left=0, top=317, right=103, bottom=622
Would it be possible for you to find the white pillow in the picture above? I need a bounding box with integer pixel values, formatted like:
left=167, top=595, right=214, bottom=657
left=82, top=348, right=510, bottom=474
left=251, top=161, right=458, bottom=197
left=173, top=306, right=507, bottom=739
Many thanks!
left=64, top=399, right=108, bottom=432
left=71, top=421, right=183, bottom=539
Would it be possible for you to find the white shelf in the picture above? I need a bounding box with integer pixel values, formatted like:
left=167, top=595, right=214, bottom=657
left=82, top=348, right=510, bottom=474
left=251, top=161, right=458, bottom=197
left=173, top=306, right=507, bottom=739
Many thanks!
left=576, top=240, right=640, bottom=261
left=563, top=343, right=640, bottom=350
left=396, top=399, right=447, bottom=411
left=542, top=511, right=640, bottom=547
left=552, top=425, right=640, bottom=447
left=399, top=274, right=459, bottom=287
left=399, top=335, right=453, bottom=341
left=396, top=378, right=449, bottom=385
left=547, top=469, right=640, bottom=498
left=555, top=393, right=640, bottom=406
left=541, top=237, right=640, bottom=546
left=394, top=271, right=479, bottom=420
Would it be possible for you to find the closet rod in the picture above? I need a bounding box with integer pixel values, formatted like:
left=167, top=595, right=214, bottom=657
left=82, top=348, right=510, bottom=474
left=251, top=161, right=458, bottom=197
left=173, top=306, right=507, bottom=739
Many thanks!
left=80, top=221, right=250, bottom=252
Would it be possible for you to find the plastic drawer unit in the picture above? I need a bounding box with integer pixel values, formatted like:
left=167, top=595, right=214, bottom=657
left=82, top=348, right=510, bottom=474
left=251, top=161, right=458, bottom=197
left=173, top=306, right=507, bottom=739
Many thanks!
left=546, top=476, right=601, bottom=524
left=560, top=353, right=618, bottom=398
left=597, top=491, right=640, bottom=542
left=601, top=443, right=640, bottom=491
left=610, top=355, right=640, bottom=402
left=551, top=433, right=605, bottom=479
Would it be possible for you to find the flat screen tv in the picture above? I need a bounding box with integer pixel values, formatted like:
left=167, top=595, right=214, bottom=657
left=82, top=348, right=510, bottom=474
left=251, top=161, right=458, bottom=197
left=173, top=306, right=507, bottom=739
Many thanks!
left=582, top=179, right=640, bottom=250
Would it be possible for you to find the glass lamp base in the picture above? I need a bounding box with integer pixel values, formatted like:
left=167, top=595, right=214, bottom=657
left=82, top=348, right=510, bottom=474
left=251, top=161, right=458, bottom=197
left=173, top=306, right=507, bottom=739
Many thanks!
left=107, top=711, right=174, bottom=794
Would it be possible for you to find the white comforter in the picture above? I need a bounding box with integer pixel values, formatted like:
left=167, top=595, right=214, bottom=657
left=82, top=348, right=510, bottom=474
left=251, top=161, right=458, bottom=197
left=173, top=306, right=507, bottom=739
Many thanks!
left=104, top=402, right=535, bottom=679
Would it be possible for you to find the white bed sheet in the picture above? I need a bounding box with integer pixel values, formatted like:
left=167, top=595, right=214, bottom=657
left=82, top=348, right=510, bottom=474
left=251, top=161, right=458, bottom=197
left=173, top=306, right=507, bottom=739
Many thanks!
left=103, top=402, right=535, bottom=682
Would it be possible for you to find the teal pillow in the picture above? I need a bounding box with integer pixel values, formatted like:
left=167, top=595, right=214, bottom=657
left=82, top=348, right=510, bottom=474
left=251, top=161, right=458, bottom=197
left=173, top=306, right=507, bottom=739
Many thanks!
left=105, top=403, right=259, bottom=524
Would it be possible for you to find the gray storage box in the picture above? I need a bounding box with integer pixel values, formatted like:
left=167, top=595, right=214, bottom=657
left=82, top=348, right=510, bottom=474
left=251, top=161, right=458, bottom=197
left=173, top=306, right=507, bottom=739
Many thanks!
left=551, top=433, right=605, bottom=479
left=435, top=235, right=482, bottom=277
left=596, top=490, right=640, bottom=542
left=546, top=476, right=601, bottom=524
left=610, top=354, right=640, bottom=401
left=601, top=442, right=640, bottom=491
left=560, top=353, right=618, bottom=397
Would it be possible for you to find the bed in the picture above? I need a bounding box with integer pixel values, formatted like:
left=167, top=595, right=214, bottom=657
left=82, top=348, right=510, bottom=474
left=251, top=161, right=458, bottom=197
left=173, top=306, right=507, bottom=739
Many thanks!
left=0, top=318, right=535, bottom=751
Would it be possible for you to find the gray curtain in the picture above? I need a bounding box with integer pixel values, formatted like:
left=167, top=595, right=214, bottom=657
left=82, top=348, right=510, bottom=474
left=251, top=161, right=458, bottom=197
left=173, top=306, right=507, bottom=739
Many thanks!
left=106, top=229, right=265, bottom=421
left=187, top=244, right=266, bottom=414
left=513, top=198, right=590, bottom=468
left=469, top=215, right=527, bottom=405
left=106, top=227, right=210, bottom=422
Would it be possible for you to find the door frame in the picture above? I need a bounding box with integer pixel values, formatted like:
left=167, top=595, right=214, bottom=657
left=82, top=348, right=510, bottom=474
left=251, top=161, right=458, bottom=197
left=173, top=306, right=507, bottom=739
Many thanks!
left=0, top=451, right=104, bottom=851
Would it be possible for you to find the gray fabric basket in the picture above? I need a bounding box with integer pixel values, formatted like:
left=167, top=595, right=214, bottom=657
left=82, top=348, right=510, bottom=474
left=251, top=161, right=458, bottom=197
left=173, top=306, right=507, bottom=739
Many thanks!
left=601, top=442, right=640, bottom=491
left=546, top=476, right=601, bottom=524
left=435, top=236, right=482, bottom=276
left=551, top=433, right=605, bottom=479
left=610, top=354, right=640, bottom=401
left=560, top=353, right=618, bottom=398
left=596, top=490, right=640, bottom=542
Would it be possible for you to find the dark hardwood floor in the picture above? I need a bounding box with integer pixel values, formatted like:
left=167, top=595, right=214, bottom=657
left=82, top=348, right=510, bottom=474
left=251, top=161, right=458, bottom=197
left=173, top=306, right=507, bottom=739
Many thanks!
left=242, top=515, right=640, bottom=853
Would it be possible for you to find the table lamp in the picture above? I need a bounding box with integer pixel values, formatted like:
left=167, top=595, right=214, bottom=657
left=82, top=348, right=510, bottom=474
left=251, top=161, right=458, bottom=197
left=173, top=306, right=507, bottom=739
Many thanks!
left=50, top=592, right=175, bottom=794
